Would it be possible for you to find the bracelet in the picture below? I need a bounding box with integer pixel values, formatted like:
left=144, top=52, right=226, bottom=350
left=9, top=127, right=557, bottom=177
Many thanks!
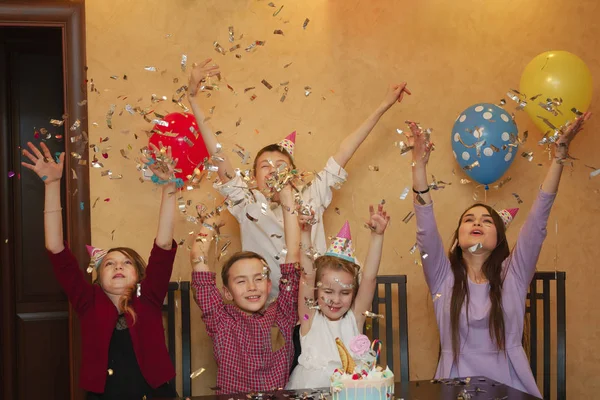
left=44, top=208, right=62, bottom=213
left=412, top=187, right=430, bottom=194
left=144, top=158, right=156, bottom=166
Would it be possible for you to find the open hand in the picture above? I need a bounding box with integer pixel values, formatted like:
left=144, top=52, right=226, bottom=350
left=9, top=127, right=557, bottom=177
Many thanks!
left=555, top=111, right=592, bottom=159
left=406, top=121, right=433, bottom=166
left=188, top=58, right=220, bottom=97
left=21, top=142, right=64, bottom=184
left=140, top=142, right=178, bottom=181
left=366, top=203, right=390, bottom=235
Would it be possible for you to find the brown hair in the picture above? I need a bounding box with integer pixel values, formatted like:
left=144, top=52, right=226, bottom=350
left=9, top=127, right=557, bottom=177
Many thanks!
left=448, top=203, right=509, bottom=364
left=252, top=144, right=296, bottom=174
left=314, top=255, right=360, bottom=302
left=96, top=247, right=147, bottom=325
left=221, top=251, right=269, bottom=287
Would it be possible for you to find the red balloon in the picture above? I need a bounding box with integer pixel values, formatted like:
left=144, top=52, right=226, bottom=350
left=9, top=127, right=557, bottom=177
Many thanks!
left=149, top=112, right=209, bottom=180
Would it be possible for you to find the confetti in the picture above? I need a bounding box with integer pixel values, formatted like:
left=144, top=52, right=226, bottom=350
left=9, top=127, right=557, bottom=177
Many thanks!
left=399, top=187, right=410, bottom=200
left=512, top=192, right=523, bottom=204
left=334, top=277, right=354, bottom=289
left=273, top=5, right=284, bottom=16
left=246, top=213, right=258, bottom=222
left=274, top=29, right=284, bottom=35
left=460, top=179, right=471, bottom=184
left=213, top=41, right=226, bottom=55
left=363, top=311, right=384, bottom=319
left=106, top=104, right=115, bottom=129
left=180, top=54, right=187, bottom=72
left=433, top=293, right=442, bottom=302
left=304, top=86, right=312, bottom=97
left=283, top=62, right=293, bottom=68
left=144, top=66, right=157, bottom=72
left=368, top=165, right=379, bottom=172
left=463, top=161, right=480, bottom=171
left=402, top=211, right=415, bottom=223
left=50, top=119, right=64, bottom=126
left=229, top=44, right=241, bottom=52
left=235, top=117, right=242, bottom=127
left=468, top=243, right=482, bottom=253
left=8, top=171, right=15, bottom=178
left=280, top=86, right=288, bottom=102
left=303, top=18, right=310, bottom=29
left=521, top=151, right=534, bottom=162
left=261, top=79, right=273, bottom=90
left=409, top=243, right=418, bottom=254
left=590, top=169, right=600, bottom=178
left=228, top=26, right=235, bottom=42
left=78, top=100, right=87, bottom=106
left=190, top=368, right=206, bottom=379
left=70, top=119, right=81, bottom=131
left=244, top=87, right=256, bottom=93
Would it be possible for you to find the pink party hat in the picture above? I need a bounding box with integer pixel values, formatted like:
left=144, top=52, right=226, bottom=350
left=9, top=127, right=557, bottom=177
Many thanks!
left=86, top=245, right=108, bottom=270
left=277, top=131, right=296, bottom=157
left=497, top=208, right=519, bottom=229
left=325, top=221, right=355, bottom=262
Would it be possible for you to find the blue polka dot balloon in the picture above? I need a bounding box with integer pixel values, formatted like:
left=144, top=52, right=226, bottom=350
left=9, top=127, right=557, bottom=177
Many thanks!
left=451, top=103, right=519, bottom=186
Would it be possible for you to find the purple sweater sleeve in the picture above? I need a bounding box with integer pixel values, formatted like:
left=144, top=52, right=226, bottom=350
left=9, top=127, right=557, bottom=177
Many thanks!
left=414, top=201, right=452, bottom=295
left=507, top=189, right=556, bottom=293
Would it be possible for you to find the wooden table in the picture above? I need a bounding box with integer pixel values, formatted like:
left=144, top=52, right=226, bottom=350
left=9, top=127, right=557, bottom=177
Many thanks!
left=161, top=376, right=540, bottom=400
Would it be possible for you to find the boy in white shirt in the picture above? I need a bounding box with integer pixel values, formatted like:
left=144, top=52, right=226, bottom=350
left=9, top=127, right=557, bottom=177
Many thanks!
left=188, top=58, right=410, bottom=298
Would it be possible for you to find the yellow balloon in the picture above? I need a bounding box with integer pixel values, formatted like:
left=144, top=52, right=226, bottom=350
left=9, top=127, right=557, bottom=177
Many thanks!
left=519, top=51, right=592, bottom=134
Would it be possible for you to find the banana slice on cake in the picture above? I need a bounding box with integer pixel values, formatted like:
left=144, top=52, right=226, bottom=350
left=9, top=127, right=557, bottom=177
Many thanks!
left=335, top=338, right=356, bottom=374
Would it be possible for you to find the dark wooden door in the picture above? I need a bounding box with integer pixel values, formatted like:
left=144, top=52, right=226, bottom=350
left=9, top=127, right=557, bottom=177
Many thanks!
left=0, top=26, right=71, bottom=400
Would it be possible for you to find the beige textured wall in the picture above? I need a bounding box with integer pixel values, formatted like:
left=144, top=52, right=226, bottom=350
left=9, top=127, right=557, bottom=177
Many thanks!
left=85, top=0, right=600, bottom=397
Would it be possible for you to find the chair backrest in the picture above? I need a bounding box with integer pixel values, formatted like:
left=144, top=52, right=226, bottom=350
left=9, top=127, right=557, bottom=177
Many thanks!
left=525, top=272, right=566, bottom=400
left=367, top=275, right=410, bottom=382
left=162, top=281, right=192, bottom=397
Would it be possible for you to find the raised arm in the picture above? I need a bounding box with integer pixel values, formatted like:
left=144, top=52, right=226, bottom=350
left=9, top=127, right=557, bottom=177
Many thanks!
left=187, top=58, right=235, bottom=183
left=406, top=122, right=451, bottom=294
left=280, top=185, right=300, bottom=264
left=510, top=112, right=591, bottom=290
left=22, top=142, right=93, bottom=313
left=353, top=204, right=390, bottom=329
left=333, top=83, right=411, bottom=168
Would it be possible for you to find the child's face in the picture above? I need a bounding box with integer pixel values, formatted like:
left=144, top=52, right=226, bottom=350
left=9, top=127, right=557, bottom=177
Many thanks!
left=98, top=251, right=139, bottom=295
left=254, top=150, right=292, bottom=194
left=457, top=206, right=498, bottom=253
left=223, top=258, right=272, bottom=313
left=317, top=268, right=355, bottom=321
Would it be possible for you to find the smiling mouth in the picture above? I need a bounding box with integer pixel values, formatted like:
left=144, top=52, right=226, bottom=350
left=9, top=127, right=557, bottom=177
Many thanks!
left=113, top=274, right=125, bottom=279
left=328, top=305, right=342, bottom=312
left=470, top=230, right=483, bottom=236
left=246, top=295, right=262, bottom=302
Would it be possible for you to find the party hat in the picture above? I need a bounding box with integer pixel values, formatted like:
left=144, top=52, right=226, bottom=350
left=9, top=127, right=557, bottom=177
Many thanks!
left=86, top=245, right=108, bottom=270
left=325, top=221, right=355, bottom=262
left=277, top=131, right=296, bottom=157
left=497, top=208, right=519, bottom=229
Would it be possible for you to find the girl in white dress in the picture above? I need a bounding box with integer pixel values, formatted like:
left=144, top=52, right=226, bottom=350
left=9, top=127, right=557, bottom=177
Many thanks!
left=287, top=204, right=390, bottom=389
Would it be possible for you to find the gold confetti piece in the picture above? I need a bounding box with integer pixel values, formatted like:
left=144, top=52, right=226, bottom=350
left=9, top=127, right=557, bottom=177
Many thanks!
left=400, top=187, right=410, bottom=200
left=402, top=211, right=415, bottom=223
left=492, top=177, right=511, bottom=189
left=71, top=168, right=78, bottom=180
left=190, top=368, right=206, bottom=379
left=246, top=213, right=258, bottom=222
left=50, top=119, right=64, bottom=126
left=463, top=161, right=480, bottom=171
left=213, top=41, right=226, bottom=55
left=228, top=26, right=235, bottom=42
left=304, top=86, right=312, bottom=97
left=235, top=54, right=242, bottom=59
left=433, top=293, right=442, bottom=302
left=78, top=100, right=87, bottom=106
left=261, top=79, right=273, bottom=90
left=244, top=87, right=255, bottom=93
left=235, top=117, right=242, bottom=127
left=460, top=179, right=471, bottom=184
left=303, top=18, right=310, bottom=29
left=512, top=192, right=523, bottom=204
left=363, top=310, right=384, bottom=319
left=229, top=44, right=240, bottom=52
left=144, top=66, right=157, bottom=72
left=70, top=120, right=81, bottom=131
left=91, top=157, right=104, bottom=168
left=70, top=135, right=82, bottom=143
left=106, top=104, right=115, bottom=129
left=274, top=29, right=284, bottom=35
left=368, top=165, right=379, bottom=172
left=468, top=243, right=482, bottom=253
left=283, top=62, right=293, bottom=68
left=521, top=151, right=534, bottom=162
left=280, top=86, right=288, bottom=102
left=273, top=4, right=283, bottom=16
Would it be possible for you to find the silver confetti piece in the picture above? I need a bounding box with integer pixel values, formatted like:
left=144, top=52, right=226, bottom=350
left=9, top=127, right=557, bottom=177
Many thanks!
left=363, top=311, right=383, bottom=319
left=400, top=187, right=410, bottom=200
left=181, top=54, right=187, bottom=72
left=144, top=66, right=157, bottom=72
left=463, top=161, right=480, bottom=171
left=228, top=26, right=234, bottom=42
left=213, top=41, right=226, bottom=55
left=468, top=243, right=482, bottom=253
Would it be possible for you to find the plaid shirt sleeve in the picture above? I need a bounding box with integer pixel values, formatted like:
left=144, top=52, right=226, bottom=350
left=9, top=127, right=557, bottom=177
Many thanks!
left=275, top=262, right=300, bottom=331
left=191, top=271, right=226, bottom=338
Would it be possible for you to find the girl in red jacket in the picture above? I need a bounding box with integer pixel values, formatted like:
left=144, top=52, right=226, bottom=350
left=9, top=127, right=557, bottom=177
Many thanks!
left=22, top=141, right=179, bottom=399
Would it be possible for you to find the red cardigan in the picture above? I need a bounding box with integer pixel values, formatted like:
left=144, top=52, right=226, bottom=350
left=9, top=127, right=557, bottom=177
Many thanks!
left=47, top=240, right=177, bottom=393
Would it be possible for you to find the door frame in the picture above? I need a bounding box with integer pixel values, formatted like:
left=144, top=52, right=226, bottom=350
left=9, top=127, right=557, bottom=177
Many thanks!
left=1, top=2, right=89, bottom=400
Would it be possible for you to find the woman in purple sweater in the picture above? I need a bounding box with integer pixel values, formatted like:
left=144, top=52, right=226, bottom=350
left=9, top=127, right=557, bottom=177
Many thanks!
left=406, top=112, right=590, bottom=398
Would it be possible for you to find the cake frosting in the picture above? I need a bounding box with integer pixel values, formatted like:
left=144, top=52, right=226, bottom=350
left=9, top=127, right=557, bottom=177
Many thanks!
left=330, top=336, right=394, bottom=400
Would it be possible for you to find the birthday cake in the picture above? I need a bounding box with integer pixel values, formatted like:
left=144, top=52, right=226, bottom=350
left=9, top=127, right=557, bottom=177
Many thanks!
left=330, top=336, right=394, bottom=400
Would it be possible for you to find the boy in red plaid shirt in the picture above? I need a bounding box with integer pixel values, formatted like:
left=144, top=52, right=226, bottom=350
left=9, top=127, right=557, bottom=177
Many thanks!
left=191, top=183, right=301, bottom=394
